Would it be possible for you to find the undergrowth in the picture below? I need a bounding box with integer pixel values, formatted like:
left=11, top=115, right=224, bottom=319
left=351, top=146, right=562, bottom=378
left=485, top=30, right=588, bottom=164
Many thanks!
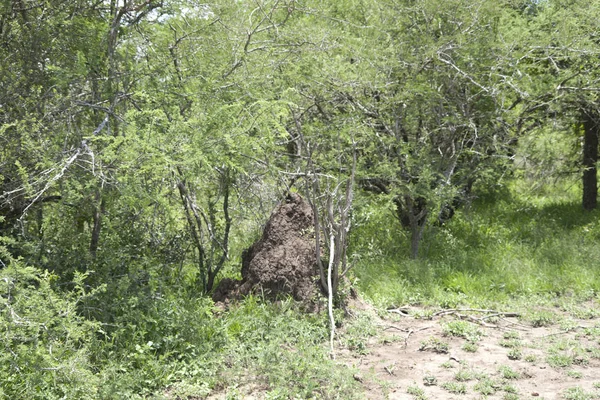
left=1, top=259, right=360, bottom=399
left=5, top=177, right=600, bottom=398
left=352, top=180, right=600, bottom=309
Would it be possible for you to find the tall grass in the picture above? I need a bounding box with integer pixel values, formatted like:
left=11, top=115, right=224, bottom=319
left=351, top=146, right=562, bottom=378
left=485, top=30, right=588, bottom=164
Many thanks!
left=352, top=180, right=600, bottom=308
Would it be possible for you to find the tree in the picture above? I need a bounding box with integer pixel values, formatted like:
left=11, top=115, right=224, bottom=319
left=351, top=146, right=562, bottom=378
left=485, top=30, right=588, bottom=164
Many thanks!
left=505, top=0, right=600, bottom=210
left=342, top=0, right=515, bottom=258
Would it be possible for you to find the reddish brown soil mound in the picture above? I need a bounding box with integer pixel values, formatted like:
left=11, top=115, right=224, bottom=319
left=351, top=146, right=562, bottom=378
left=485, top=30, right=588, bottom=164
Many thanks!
left=213, top=193, right=320, bottom=303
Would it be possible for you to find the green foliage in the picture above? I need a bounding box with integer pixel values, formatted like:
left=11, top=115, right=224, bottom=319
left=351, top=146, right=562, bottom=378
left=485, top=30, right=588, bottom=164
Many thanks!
left=503, top=331, right=520, bottom=340
left=498, top=365, right=520, bottom=380
left=527, top=310, right=556, bottom=327
left=563, top=387, right=597, bottom=400
left=500, top=338, right=522, bottom=348
left=507, top=348, right=523, bottom=361
left=91, top=294, right=361, bottom=399
left=407, top=384, right=429, bottom=400
left=474, top=376, right=500, bottom=395
left=454, top=369, right=475, bottom=382
left=343, top=312, right=378, bottom=355
left=423, top=374, right=437, bottom=386
left=441, top=381, right=467, bottom=394
left=442, top=320, right=483, bottom=342
left=0, top=260, right=101, bottom=399
left=419, top=337, right=450, bottom=354
left=4, top=0, right=600, bottom=397
left=353, top=182, right=600, bottom=308
left=462, top=342, right=478, bottom=353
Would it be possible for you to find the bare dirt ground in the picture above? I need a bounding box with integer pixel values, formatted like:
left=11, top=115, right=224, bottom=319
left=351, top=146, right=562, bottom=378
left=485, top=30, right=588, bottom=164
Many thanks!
left=341, top=302, right=600, bottom=400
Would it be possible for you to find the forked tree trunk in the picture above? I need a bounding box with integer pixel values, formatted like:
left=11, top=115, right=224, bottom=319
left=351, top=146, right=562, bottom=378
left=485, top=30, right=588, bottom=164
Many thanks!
left=582, top=112, right=599, bottom=211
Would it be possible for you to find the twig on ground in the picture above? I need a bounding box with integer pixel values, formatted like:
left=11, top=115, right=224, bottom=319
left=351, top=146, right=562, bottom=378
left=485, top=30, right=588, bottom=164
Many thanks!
left=383, top=324, right=410, bottom=332
left=430, top=308, right=522, bottom=328
left=432, top=308, right=520, bottom=318
left=380, top=324, right=432, bottom=347
left=497, top=317, right=530, bottom=330
left=387, top=308, right=411, bottom=316
left=384, top=362, right=397, bottom=376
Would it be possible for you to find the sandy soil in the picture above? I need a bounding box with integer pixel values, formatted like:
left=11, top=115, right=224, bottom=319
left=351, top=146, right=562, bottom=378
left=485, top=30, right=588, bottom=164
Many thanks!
left=341, top=305, right=600, bottom=400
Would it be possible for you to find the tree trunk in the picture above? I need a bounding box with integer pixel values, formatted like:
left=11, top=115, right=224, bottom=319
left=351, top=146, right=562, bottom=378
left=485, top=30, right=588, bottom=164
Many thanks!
left=582, top=112, right=598, bottom=211
left=405, top=196, right=427, bottom=259
left=90, top=193, right=105, bottom=258
left=410, top=220, right=426, bottom=260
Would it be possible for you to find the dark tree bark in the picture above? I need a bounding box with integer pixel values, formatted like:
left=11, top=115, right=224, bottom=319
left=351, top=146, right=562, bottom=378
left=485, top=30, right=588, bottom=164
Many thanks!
left=404, top=196, right=428, bottom=260
left=582, top=111, right=599, bottom=211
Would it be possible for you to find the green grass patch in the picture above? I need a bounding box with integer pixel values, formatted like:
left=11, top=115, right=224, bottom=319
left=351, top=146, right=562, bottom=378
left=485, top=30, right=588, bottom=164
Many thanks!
left=441, top=381, right=467, bottom=394
left=419, top=337, right=450, bottom=354
left=454, top=369, right=475, bottom=382
left=352, top=183, right=600, bottom=309
left=498, top=365, right=520, bottom=380
left=3, top=266, right=362, bottom=400
left=563, top=386, right=597, bottom=400
left=442, top=320, right=483, bottom=341
left=407, top=384, right=429, bottom=400
left=474, top=377, right=500, bottom=395
left=499, top=338, right=522, bottom=348
left=508, top=348, right=523, bottom=360
left=462, top=341, right=478, bottom=352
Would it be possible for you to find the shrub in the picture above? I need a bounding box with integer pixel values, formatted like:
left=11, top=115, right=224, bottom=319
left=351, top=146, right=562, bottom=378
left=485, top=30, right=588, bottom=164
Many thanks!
left=0, top=258, right=101, bottom=399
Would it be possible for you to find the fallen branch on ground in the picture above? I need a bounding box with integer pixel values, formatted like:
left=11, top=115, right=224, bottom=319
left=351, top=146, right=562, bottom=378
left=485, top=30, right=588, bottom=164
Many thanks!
left=432, top=308, right=520, bottom=318
left=387, top=307, right=411, bottom=316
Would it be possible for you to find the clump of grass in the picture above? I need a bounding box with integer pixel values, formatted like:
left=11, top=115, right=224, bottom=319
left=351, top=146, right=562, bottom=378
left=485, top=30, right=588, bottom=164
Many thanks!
left=454, top=369, right=474, bottom=382
left=498, top=365, right=520, bottom=380
left=507, top=348, right=522, bottom=360
left=547, top=354, right=573, bottom=368
left=419, top=337, right=449, bottom=354
left=563, top=386, right=596, bottom=400
left=441, top=361, right=455, bottom=369
left=442, top=320, right=483, bottom=341
left=462, top=341, right=478, bottom=352
left=527, top=310, right=556, bottom=327
left=546, top=339, right=589, bottom=368
left=414, top=309, right=435, bottom=319
left=407, top=384, right=428, bottom=400
left=502, top=384, right=519, bottom=394
left=423, top=374, right=437, bottom=386
left=343, top=312, right=377, bottom=355
left=499, top=338, right=521, bottom=348
left=380, top=335, right=403, bottom=345
left=570, top=306, right=600, bottom=320
left=525, top=354, right=538, bottom=363
left=441, top=381, right=467, bottom=394
left=474, top=377, right=499, bottom=395
left=560, top=319, right=580, bottom=332
left=583, top=326, right=600, bottom=338
left=587, top=347, right=600, bottom=360
left=503, top=331, right=520, bottom=340
left=573, top=356, right=589, bottom=366
left=567, top=370, right=583, bottom=379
